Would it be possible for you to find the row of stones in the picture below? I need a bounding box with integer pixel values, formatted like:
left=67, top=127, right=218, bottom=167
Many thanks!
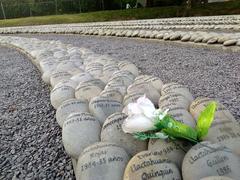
left=0, top=15, right=240, bottom=33
left=0, top=35, right=239, bottom=180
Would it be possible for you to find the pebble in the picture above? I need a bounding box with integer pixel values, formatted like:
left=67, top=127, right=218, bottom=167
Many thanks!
left=76, top=142, right=130, bottom=180
left=182, top=141, right=240, bottom=180
left=62, top=112, right=101, bottom=159
left=89, top=96, right=123, bottom=124
left=101, top=112, right=148, bottom=156
left=124, top=150, right=182, bottom=180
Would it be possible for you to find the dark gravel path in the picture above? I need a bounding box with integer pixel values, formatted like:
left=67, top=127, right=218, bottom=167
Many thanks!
left=19, top=34, right=240, bottom=122
left=0, top=46, right=74, bottom=179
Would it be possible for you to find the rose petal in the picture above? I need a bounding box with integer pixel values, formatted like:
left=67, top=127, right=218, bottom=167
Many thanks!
left=122, top=114, right=155, bottom=133
left=137, top=95, right=156, bottom=119
left=123, top=103, right=142, bottom=116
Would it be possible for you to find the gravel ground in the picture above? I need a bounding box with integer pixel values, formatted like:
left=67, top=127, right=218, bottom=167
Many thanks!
left=19, top=34, right=240, bottom=121
left=0, top=46, right=74, bottom=179
left=0, top=34, right=239, bottom=179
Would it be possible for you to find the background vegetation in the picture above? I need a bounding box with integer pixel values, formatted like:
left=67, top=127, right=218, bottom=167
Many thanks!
left=0, top=0, right=239, bottom=27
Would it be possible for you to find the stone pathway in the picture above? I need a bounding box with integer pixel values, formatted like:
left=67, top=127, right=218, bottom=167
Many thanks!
left=0, top=46, right=74, bottom=179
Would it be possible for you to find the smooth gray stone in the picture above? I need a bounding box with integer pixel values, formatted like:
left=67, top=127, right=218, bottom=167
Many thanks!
left=76, top=142, right=130, bottom=180
left=223, top=39, right=237, bottom=46
left=182, top=141, right=240, bottom=180
left=100, top=89, right=123, bottom=103
left=50, top=71, right=72, bottom=87
left=56, top=98, right=89, bottom=127
left=148, top=139, right=192, bottom=168
left=89, top=96, right=123, bottom=125
left=124, top=150, right=182, bottom=180
left=50, top=85, right=75, bottom=109
left=62, top=112, right=101, bottom=159
left=101, top=112, right=147, bottom=156
left=75, top=83, right=102, bottom=101
left=203, top=121, right=240, bottom=155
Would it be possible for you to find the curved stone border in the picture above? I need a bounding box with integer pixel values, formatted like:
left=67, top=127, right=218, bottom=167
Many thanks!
left=0, top=15, right=240, bottom=52
left=1, top=35, right=239, bottom=180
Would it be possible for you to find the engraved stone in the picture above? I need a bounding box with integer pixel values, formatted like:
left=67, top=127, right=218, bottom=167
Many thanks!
left=76, top=142, right=130, bottom=180
left=50, top=85, right=75, bottom=109
left=203, top=121, right=240, bottom=155
left=50, top=71, right=72, bottom=87
left=182, top=141, right=240, bottom=180
left=70, top=72, right=93, bottom=84
left=127, top=82, right=160, bottom=106
left=123, top=92, right=144, bottom=107
left=56, top=98, right=89, bottom=127
left=62, top=112, right=101, bottom=159
left=189, top=97, right=235, bottom=122
left=124, top=150, right=182, bottom=180
left=148, top=139, right=192, bottom=168
left=159, top=92, right=191, bottom=109
left=161, top=82, right=194, bottom=102
left=105, top=82, right=127, bottom=96
left=101, top=112, right=147, bottom=156
left=89, top=96, right=123, bottom=124
left=75, top=83, right=102, bottom=101
left=100, top=89, right=123, bottom=103
left=135, top=75, right=163, bottom=92
left=118, top=61, right=139, bottom=76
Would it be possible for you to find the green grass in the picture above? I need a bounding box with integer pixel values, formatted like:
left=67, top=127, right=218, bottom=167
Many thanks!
left=0, top=1, right=239, bottom=27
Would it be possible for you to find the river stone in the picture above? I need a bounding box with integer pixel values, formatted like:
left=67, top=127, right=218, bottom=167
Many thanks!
left=189, top=97, right=235, bottom=122
left=108, top=76, right=133, bottom=87
left=158, top=92, right=191, bottom=109
left=112, top=70, right=136, bottom=80
left=75, top=83, right=102, bottom=101
left=181, top=34, right=191, bottom=41
left=105, top=82, right=127, bottom=96
left=86, top=67, right=103, bottom=77
left=223, top=39, right=237, bottom=46
left=70, top=72, right=93, bottom=84
left=56, top=98, right=89, bottom=127
left=89, top=96, right=123, bottom=124
left=200, top=176, right=234, bottom=180
left=100, top=89, right=123, bottom=103
left=207, top=38, right=218, bottom=44
left=118, top=61, right=139, bottom=76
left=50, top=71, right=72, bottom=87
left=50, top=85, right=75, bottom=109
left=203, top=121, right=240, bottom=155
left=54, top=79, right=78, bottom=89
left=124, top=150, right=182, bottom=180
left=123, top=92, right=144, bottom=107
left=76, top=142, right=130, bottom=180
left=41, top=70, right=52, bottom=84
left=135, top=75, right=163, bottom=92
left=127, top=82, right=160, bottom=106
left=161, top=82, right=194, bottom=102
left=62, top=112, right=101, bottom=159
left=81, top=78, right=105, bottom=89
left=148, top=139, right=192, bottom=168
left=101, top=112, right=147, bottom=156
left=182, top=141, right=240, bottom=180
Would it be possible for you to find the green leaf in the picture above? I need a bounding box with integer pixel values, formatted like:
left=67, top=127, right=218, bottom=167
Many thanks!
left=155, top=114, right=198, bottom=143
left=196, top=101, right=217, bottom=140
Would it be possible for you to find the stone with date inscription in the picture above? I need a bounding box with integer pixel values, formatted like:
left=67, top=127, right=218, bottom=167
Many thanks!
left=148, top=139, right=192, bottom=168
left=76, top=142, right=130, bottom=180
left=203, top=121, right=240, bottom=155
left=101, top=112, right=148, bottom=156
left=182, top=141, right=240, bottom=180
left=124, top=150, right=182, bottom=180
left=89, top=96, right=123, bottom=124
left=62, top=112, right=101, bottom=159
left=56, top=98, right=89, bottom=127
